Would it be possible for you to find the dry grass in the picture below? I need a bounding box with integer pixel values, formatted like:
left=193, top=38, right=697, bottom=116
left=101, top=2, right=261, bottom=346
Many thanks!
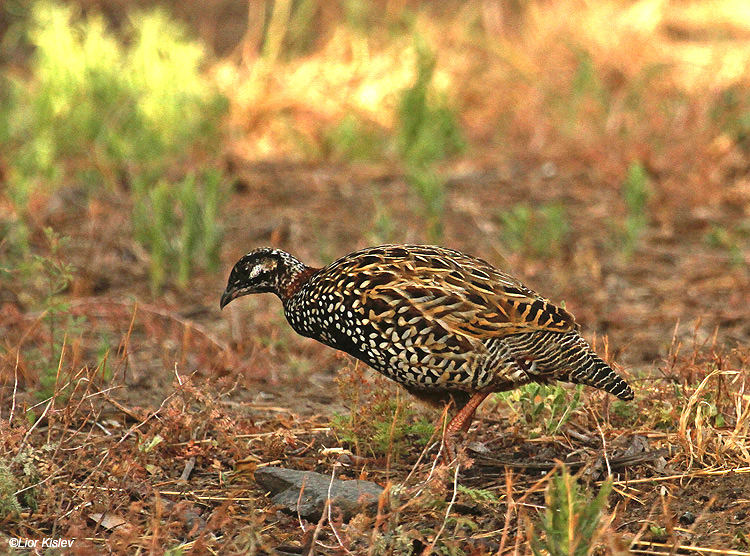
left=2, top=0, right=750, bottom=554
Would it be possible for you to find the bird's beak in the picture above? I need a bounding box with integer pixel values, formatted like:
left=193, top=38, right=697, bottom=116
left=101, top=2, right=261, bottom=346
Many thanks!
left=220, top=288, right=238, bottom=310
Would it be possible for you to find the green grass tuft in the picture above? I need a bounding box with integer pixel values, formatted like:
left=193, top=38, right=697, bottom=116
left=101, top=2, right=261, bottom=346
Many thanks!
left=621, top=160, right=652, bottom=256
left=396, top=32, right=465, bottom=242
left=132, top=170, right=226, bottom=293
left=331, top=366, right=434, bottom=461
left=324, top=114, right=387, bottom=162
left=0, top=461, right=22, bottom=518
left=1, top=1, right=228, bottom=291
left=498, top=202, right=570, bottom=258
left=496, top=383, right=583, bottom=436
left=531, top=466, right=612, bottom=556
left=13, top=228, right=80, bottom=401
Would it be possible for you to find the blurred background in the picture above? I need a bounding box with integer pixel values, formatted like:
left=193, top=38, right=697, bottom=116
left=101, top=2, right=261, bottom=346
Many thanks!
left=1, top=0, right=750, bottom=552
left=2, top=0, right=749, bottom=380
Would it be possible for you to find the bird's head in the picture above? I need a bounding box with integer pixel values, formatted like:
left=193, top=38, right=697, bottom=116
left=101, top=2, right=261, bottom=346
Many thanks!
left=220, top=248, right=306, bottom=309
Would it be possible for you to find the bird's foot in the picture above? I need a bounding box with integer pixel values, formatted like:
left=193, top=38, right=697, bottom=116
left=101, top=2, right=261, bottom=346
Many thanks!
left=441, top=433, right=457, bottom=465
left=438, top=391, right=489, bottom=465
left=440, top=431, right=475, bottom=468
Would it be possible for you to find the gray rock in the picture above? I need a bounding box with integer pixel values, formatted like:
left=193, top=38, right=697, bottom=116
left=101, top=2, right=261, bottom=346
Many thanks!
left=255, top=466, right=384, bottom=521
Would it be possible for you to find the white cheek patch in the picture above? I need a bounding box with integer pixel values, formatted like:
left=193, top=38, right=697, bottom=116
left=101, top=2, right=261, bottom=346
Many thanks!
left=262, top=260, right=277, bottom=272
left=250, top=266, right=262, bottom=279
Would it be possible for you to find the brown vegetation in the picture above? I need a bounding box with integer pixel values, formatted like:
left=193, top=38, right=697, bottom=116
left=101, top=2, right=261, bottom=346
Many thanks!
left=1, top=0, right=749, bottom=554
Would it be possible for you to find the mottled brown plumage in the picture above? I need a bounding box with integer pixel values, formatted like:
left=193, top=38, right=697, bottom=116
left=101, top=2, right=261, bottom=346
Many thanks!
left=221, top=244, right=633, bottom=456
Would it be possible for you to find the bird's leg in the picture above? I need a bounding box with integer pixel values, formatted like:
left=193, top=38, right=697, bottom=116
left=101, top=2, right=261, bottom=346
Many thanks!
left=441, top=391, right=491, bottom=463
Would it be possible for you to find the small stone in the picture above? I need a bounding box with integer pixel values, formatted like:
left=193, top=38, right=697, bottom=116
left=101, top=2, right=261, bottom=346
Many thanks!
left=255, top=466, right=384, bottom=522
left=466, top=441, right=491, bottom=455
left=679, top=511, right=696, bottom=525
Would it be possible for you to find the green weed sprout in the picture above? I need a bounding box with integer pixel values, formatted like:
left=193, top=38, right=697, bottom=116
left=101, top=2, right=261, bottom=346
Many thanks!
left=497, top=383, right=583, bottom=436
left=396, top=33, right=465, bottom=242
left=22, top=228, right=79, bottom=400
left=498, top=203, right=570, bottom=258
left=133, top=170, right=226, bottom=293
left=531, top=466, right=613, bottom=556
left=0, top=462, right=22, bottom=518
left=3, top=2, right=227, bottom=291
left=622, top=161, right=651, bottom=256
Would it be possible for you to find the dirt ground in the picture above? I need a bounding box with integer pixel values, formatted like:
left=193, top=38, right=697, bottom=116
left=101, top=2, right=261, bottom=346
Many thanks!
left=2, top=1, right=750, bottom=555
left=2, top=158, right=748, bottom=553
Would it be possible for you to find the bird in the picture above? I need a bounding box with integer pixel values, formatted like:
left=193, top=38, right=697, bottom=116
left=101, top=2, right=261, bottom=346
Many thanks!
left=220, top=244, right=633, bottom=459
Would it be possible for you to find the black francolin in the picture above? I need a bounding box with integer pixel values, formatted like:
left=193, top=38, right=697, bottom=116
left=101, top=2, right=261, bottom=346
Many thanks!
left=221, top=244, right=633, bottom=457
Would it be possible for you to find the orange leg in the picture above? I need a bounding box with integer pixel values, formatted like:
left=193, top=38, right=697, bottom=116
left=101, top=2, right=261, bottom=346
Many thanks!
left=442, top=391, right=491, bottom=462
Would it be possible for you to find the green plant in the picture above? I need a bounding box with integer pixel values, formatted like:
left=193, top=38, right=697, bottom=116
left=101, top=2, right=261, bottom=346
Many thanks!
left=706, top=225, right=747, bottom=268
left=19, top=2, right=224, bottom=185
left=498, top=203, right=570, bottom=258
left=283, top=0, right=318, bottom=57
left=712, top=85, right=750, bottom=150
left=8, top=446, right=40, bottom=514
left=621, top=161, right=652, bottom=256
left=18, top=228, right=81, bottom=400
left=733, top=530, right=749, bottom=549
left=530, top=466, right=612, bottom=556
left=545, top=47, right=609, bottom=137
left=331, top=366, right=434, bottom=461
left=369, top=192, right=398, bottom=245
left=396, top=33, right=465, bottom=242
left=132, top=169, right=225, bottom=293
left=496, top=383, right=583, bottom=436
left=0, top=461, right=22, bottom=518
left=2, top=2, right=227, bottom=290
left=648, top=524, right=667, bottom=539
left=609, top=399, right=637, bottom=425
left=370, top=525, right=419, bottom=555
left=95, top=335, right=114, bottom=383
left=331, top=403, right=433, bottom=461
left=457, top=484, right=500, bottom=504
left=324, top=114, right=386, bottom=162
left=567, top=49, right=608, bottom=131
left=243, top=0, right=294, bottom=96
left=139, top=434, right=165, bottom=454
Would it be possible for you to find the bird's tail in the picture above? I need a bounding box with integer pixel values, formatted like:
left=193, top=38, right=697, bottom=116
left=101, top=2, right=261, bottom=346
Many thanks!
left=506, top=331, right=634, bottom=400
left=565, top=347, right=634, bottom=400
